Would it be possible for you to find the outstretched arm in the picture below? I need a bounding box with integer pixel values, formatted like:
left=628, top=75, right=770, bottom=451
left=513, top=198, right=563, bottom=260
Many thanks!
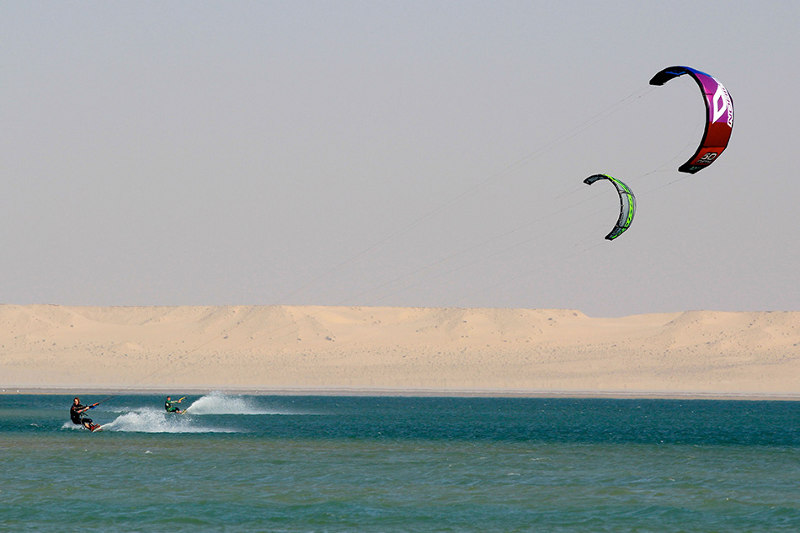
left=78, top=403, right=99, bottom=414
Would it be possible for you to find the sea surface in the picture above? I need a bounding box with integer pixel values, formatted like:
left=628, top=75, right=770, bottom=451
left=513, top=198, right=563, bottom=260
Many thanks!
left=1, top=393, right=798, bottom=532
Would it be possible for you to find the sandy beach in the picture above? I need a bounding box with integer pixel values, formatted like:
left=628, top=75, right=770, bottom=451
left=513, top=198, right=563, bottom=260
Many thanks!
left=1, top=305, right=798, bottom=398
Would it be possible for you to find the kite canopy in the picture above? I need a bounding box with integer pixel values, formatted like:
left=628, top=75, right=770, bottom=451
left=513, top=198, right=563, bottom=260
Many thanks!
left=584, top=174, right=636, bottom=241
left=650, top=66, right=733, bottom=174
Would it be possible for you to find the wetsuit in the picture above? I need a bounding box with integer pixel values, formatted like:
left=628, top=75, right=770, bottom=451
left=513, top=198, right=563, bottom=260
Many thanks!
left=165, top=400, right=181, bottom=413
left=70, top=403, right=93, bottom=426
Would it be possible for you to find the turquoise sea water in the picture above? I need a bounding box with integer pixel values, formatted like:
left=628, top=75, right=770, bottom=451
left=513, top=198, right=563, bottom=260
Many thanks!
left=1, top=394, right=798, bottom=531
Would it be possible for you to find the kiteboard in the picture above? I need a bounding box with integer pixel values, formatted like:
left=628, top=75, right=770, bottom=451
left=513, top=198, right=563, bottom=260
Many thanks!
left=89, top=423, right=103, bottom=432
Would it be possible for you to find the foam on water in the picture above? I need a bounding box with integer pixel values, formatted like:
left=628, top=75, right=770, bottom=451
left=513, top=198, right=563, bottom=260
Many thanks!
left=99, top=407, right=235, bottom=433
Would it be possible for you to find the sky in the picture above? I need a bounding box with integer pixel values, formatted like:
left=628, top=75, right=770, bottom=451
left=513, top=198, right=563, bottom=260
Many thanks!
left=2, top=1, right=798, bottom=317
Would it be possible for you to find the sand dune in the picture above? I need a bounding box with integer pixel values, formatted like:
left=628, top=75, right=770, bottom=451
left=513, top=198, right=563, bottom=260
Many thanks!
left=1, top=305, right=798, bottom=398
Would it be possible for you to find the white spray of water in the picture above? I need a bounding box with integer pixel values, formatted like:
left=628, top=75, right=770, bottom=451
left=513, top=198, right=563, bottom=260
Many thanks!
left=183, top=391, right=298, bottom=415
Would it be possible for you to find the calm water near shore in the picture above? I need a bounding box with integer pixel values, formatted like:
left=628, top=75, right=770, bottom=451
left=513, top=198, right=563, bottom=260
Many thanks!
left=1, top=394, right=798, bottom=531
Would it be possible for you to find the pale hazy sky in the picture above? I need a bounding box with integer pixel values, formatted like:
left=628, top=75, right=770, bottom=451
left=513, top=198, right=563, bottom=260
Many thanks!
left=2, top=1, right=798, bottom=316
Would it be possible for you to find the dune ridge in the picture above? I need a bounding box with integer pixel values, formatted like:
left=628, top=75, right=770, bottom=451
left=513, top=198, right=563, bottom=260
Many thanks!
left=1, top=305, right=798, bottom=397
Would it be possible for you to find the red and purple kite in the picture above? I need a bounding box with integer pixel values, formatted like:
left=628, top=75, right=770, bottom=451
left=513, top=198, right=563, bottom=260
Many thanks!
left=650, top=66, right=734, bottom=174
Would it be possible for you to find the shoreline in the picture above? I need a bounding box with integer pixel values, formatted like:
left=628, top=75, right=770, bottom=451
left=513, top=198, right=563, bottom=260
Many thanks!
left=4, top=387, right=800, bottom=401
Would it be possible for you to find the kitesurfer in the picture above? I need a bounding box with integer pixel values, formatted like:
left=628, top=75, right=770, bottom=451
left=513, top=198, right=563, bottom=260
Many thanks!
left=164, top=396, right=184, bottom=414
left=70, top=397, right=100, bottom=431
